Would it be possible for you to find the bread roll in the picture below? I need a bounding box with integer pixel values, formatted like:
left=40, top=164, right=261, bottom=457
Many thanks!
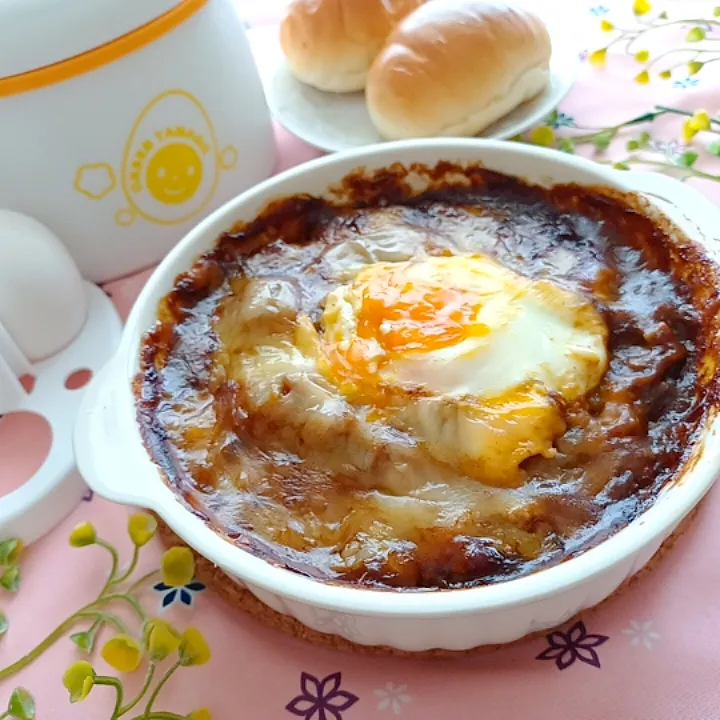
left=280, top=0, right=426, bottom=93
left=366, top=1, right=552, bottom=140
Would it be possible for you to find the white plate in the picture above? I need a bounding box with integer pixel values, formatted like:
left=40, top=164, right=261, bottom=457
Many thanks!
left=264, top=5, right=582, bottom=153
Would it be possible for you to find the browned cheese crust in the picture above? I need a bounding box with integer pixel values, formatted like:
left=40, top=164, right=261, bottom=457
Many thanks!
left=136, top=162, right=720, bottom=591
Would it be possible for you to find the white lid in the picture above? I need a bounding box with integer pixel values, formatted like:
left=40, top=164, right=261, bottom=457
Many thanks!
left=0, top=0, right=182, bottom=79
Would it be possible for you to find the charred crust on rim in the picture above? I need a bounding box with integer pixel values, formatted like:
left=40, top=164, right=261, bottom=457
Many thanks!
left=135, top=160, right=720, bottom=592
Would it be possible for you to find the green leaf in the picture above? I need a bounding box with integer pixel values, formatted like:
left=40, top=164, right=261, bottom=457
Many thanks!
left=0, top=610, right=8, bottom=638
left=612, top=161, right=631, bottom=171
left=627, top=111, right=661, bottom=126
left=8, top=688, right=35, bottom=720
left=593, top=130, right=616, bottom=151
left=558, top=138, right=575, bottom=154
left=70, top=631, right=95, bottom=652
left=0, top=566, right=20, bottom=593
left=0, top=540, right=21, bottom=566
left=708, top=140, right=720, bottom=157
left=676, top=150, right=699, bottom=168
left=686, top=26, right=707, bottom=42
left=659, top=10, right=669, bottom=19
left=627, top=131, right=652, bottom=152
left=545, top=109, right=559, bottom=127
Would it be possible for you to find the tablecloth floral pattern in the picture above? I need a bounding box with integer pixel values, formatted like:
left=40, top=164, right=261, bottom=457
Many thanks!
left=3, top=1, right=720, bottom=718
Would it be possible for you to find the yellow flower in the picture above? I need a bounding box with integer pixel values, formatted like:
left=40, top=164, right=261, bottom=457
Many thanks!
left=179, top=627, right=211, bottom=667
left=588, top=48, right=607, bottom=68
left=69, top=522, right=96, bottom=547
left=143, top=618, right=181, bottom=662
left=529, top=126, right=555, bottom=147
left=688, top=60, right=704, bottom=76
left=188, top=709, right=213, bottom=720
left=682, top=119, right=699, bottom=142
left=659, top=70, right=672, bottom=80
left=600, top=19, right=614, bottom=32
left=101, top=635, right=143, bottom=673
left=691, top=110, right=711, bottom=131
left=128, top=512, right=158, bottom=547
left=63, top=661, right=95, bottom=703
left=161, top=546, right=195, bottom=588
left=633, top=0, right=651, bottom=15
left=683, top=110, right=712, bottom=142
left=634, top=71, right=650, bottom=85
left=634, top=49, right=649, bottom=63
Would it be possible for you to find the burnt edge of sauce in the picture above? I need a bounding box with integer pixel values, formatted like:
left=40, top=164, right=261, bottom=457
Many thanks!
left=135, top=161, right=720, bottom=592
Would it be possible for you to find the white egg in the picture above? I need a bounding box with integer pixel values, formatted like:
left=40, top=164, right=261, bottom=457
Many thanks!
left=315, top=254, right=609, bottom=486
left=0, top=210, right=87, bottom=361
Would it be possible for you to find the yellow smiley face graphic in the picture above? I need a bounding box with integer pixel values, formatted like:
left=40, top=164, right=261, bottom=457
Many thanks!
left=146, top=142, right=203, bottom=205
left=74, top=90, right=239, bottom=227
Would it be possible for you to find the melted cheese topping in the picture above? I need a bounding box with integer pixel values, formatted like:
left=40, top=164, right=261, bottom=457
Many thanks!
left=215, top=254, right=608, bottom=488
left=291, top=255, right=606, bottom=485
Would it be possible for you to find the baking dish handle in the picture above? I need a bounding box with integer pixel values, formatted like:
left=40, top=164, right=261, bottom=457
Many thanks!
left=73, top=358, right=158, bottom=509
left=622, top=170, right=720, bottom=256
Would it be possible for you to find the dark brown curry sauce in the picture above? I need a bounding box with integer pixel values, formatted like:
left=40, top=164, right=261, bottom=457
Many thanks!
left=137, top=162, right=720, bottom=591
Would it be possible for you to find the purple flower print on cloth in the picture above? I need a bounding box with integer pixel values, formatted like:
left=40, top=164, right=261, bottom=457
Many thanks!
left=286, top=672, right=359, bottom=720
left=536, top=620, right=609, bottom=670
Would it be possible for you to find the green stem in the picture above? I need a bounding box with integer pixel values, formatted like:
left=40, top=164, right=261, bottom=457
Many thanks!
left=118, top=664, right=156, bottom=717
left=605, top=19, right=720, bottom=56
left=129, top=713, right=185, bottom=720
left=96, top=539, right=120, bottom=595
left=559, top=103, right=720, bottom=152
left=0, top=594, right=140, bottom=680
left=0, top=613, right=82, bottom=680
left=627, top=156, right=720, bottom=181
left=84, top=611, right=131, bottom=635
left=126, top=570, right=161, bottom=596
left=143, top=661, right=181, bottom=719
left=96, top=676, right=124, bottom=719
left=114, top=546, right=140, bottom=586
left=0, top=711, right=10, bottom=720
left=101, top=593, right=147, bottom=622
left=655, top=105, right=720, bottom=127
left=568, top=109, right=668, bottom=136
left=73, top=610, right=126, bottom=635
left=601, top=156, right=720, bottom=182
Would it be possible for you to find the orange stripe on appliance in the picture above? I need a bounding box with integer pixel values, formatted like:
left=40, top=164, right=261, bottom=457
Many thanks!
left=0, top=0, right=209, bottom=98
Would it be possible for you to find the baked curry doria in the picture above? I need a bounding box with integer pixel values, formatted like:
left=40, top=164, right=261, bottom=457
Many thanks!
left=138, top=162, right=719, bottom=590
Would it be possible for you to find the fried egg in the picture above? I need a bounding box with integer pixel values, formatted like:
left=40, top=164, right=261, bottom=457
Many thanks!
left=302, top=254, right=608, bottom=486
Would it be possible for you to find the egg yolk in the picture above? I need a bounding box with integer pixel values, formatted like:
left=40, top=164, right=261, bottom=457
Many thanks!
left=356, top=264, right=488, bottom=353
left=316, top=255, right=608, bottom=413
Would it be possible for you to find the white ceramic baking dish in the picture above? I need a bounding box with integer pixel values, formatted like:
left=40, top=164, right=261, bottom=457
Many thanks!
left=74, top=139, right=720, bottom=652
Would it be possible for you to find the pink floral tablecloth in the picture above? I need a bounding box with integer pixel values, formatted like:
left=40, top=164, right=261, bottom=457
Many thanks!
left=4, top=1, right=720, bottom=718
